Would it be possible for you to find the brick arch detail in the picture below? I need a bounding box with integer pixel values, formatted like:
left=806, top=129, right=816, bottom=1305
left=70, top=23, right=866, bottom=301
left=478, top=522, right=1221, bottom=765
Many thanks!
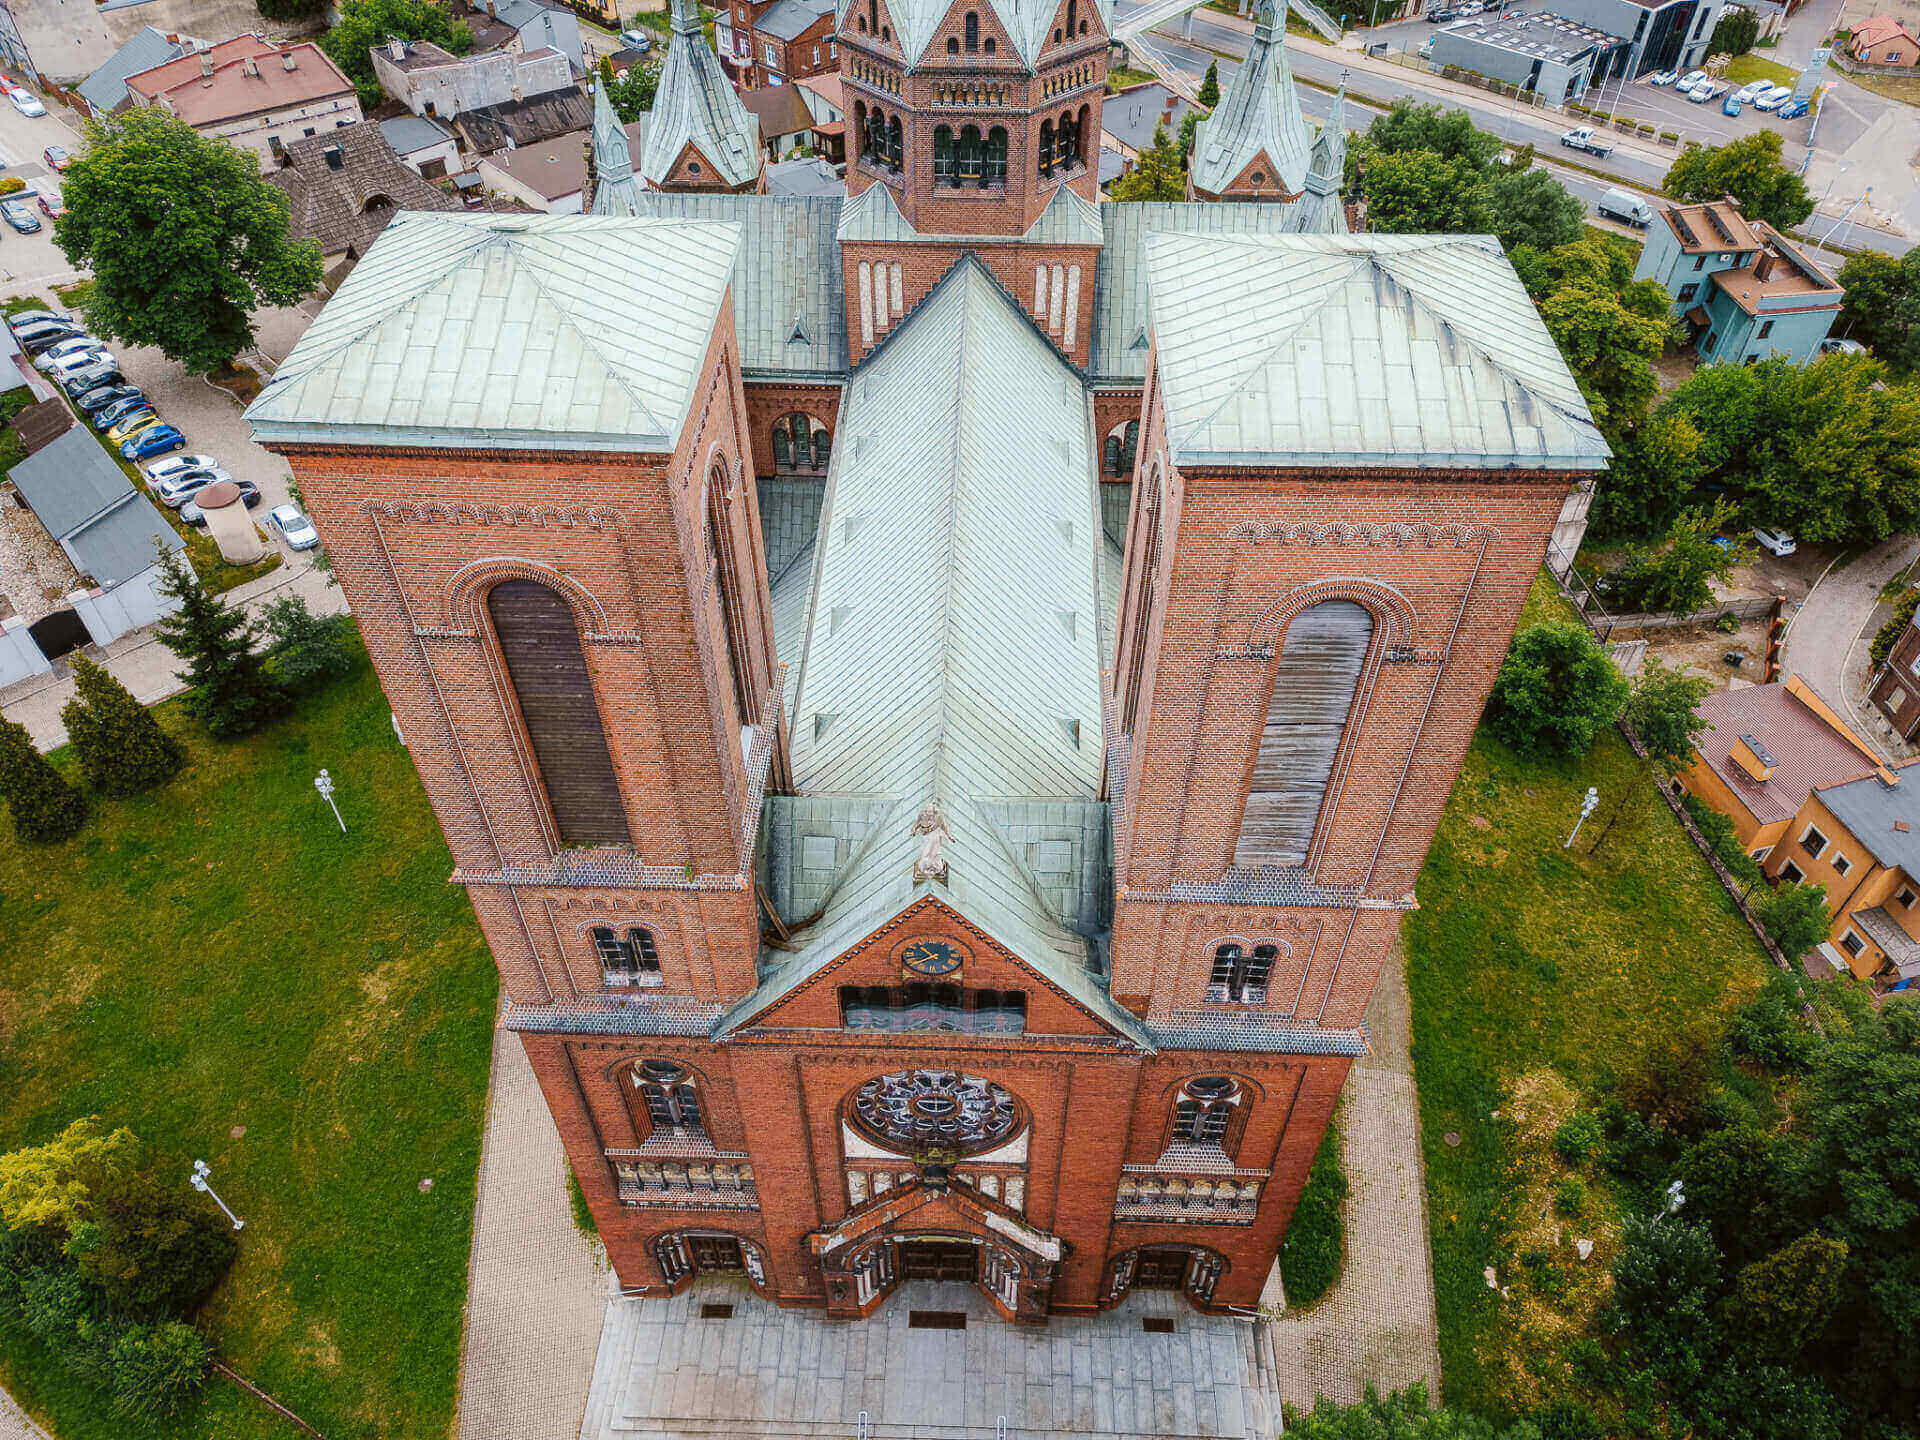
left=445, top=557, right=616, bottom=640
left=1246, top=577, right=1414, bottom=655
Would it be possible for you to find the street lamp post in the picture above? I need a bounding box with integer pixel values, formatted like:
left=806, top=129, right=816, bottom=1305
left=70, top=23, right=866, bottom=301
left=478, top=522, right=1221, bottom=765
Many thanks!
left=190, top=1160, right=245, bottom=1231
left=1565, top=786, right=1599, bottom=849
left=314, top=768, right=346, bottom=832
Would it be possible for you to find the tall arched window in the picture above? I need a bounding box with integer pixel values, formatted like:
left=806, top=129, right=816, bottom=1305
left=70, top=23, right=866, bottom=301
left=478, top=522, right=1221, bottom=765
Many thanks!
left=487, top=580, right=631, bottom=846
left=933, top=124, right=954, bottom=182
left=1038, top=120, right=1054, bottom=178
left=867, top=0, right=878, bottom=34
left=1170, top=1076, right=1240, bottom=1147
left=985, top=125, right=1007, bottom=183
left=957, top=124, right=983, bottom=184
left=594, top=925, right=660, bottom=984
left=1066, top=0, right=1077, bottom=38
left=886, top=114, right=903, bottom=169
left=634, top=1059, right=705, bottom=1138
left=706, top=476, right=758, bottom=728
left=1234, top=600, right=1375, bottom=870
left=1121, top=472, right=1161, bottom=730
left=964, top=10, right=979, bottom=50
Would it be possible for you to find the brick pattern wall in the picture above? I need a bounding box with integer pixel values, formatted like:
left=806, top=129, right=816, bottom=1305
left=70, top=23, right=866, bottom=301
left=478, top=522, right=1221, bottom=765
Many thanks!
left=840, top=239, right=1101, bottom=366
left=742, top=380, right=842, bottom=477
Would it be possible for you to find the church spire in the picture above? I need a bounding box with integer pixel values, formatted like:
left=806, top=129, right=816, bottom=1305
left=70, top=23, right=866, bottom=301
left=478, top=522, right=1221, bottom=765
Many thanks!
left=589, top=79, right=642, bottom=216
left=1186, top=0, right=1314, bottom=201
left=639, top=0, right=764, bottom=192
left=1306, top=71, right=1347, bottom=195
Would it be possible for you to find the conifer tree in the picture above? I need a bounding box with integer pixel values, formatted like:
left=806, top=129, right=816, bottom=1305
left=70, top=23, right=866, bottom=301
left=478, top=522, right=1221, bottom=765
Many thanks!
left=152, top=545, right=287, bottom=738
left=60, top=655, right=185, bottom=797
left=1198, top=60, right=1220, bottom=108
left=0, top=716, right=87, bottom=844
left=1110, top=123, right=1188, bottom=202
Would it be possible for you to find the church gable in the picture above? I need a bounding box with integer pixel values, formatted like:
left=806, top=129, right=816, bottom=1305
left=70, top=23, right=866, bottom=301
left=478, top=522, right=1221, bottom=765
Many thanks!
left=925, top=0, right=1017, bottom=62
left=1225, top=149, right=1301, bottom=199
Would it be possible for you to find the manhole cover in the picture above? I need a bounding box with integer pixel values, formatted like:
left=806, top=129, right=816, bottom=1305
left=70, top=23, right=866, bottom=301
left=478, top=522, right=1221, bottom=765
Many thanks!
left=1444, top=1131, right=1462, bottom=1147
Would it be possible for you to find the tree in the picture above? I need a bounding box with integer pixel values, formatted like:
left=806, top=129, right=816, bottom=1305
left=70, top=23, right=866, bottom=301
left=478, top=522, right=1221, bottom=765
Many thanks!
left=0, top=1119, right=141, bottom=1235
left=1514, top=236, right=1675, bottom=431
left=152, top=544, right=287, bottom=738
left=1709, top=7, right=1761, bottom=57
left=1608, top=500, right=1747, bottom=615
left=1756, top=878, right=1831, bottom=959
left=1664, top=131, right=1815, bottom=232
left=1360, top=150, right=1491, bottom=234
left=1357, top=99, right=1503, bottom=178
left=1722, top=1235, right=1848, bottom=1360
left=1198, top=59, right=1220, bottom=107
left=109, top=1322, right=212, bottom=1418
left=321, top=0, right=473, bottom=108
left=254, top=0, right=328, bottom=19
left=1111, top=122, right=1187, bottom=202
left=597, top=55, right=658, bottom=123
left=1592, top=407, right=1704, bottom=539
left=1483, top=164, right=1584, bottom=253
left=60, top=655, right=184, bottom=798
left=261, top=595, right=358, bottom=694
left=1837, top=248, right=1920, bottom=373
left=1285, top=1383, right=1536, bottom=1439
left=1486, top=620, right=1629, bottom=759
left=1625, top=658, right=1713, bottom=773
left=1610, top=1215, right=1723, bottom=1382
left=0, top=716, right=87, bottom=845
left=55, top=108, right=322, bottom=376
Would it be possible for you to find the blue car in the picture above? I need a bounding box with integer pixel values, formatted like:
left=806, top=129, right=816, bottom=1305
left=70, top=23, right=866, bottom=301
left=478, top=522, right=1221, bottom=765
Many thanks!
left=92, top=396, right=149, bottom=431
left=122, top=424, right=185, bottom=461
left=1723, top=94, right=1742, bottom=116
left=1776, top=97, right=1808, bottom=120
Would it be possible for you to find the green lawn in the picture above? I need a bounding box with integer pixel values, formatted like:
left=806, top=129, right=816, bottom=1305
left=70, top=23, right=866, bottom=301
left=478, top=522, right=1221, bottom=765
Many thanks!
left=0, top=654, right=497, bottom=1440
left=1404, top=578, right=1774, bottom=1416
left=1723, top=53, right=1800, bottom=88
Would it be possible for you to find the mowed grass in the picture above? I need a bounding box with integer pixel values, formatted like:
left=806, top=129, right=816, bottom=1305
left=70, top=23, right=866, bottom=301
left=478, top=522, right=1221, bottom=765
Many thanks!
left=0, top=654, right=497, bottom=1440
left=1403, top=578, right=1773, bottom=1414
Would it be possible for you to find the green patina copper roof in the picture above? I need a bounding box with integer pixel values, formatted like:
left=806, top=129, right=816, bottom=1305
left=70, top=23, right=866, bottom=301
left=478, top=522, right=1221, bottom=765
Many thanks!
left=641, top=0, right=762, bottom=189
left=1188, top=0, right=1313, bottom=199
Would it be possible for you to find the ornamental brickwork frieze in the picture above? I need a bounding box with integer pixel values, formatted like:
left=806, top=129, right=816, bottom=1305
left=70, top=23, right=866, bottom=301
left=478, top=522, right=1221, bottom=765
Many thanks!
left=1228, top=520, right=1501, bottom=548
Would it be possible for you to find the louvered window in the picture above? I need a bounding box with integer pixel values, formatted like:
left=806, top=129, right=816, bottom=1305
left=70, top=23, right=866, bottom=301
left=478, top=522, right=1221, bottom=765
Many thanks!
left=1234, top=600, right=1373, bottom=870
left=1208, top=942, right=1276, bottom=1003
left=487, top=580, right=631, bottom=846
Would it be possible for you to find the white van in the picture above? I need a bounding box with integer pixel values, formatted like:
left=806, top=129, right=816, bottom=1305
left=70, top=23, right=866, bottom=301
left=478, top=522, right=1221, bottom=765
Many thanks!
left=1597, top=187, right=1653, bottom=228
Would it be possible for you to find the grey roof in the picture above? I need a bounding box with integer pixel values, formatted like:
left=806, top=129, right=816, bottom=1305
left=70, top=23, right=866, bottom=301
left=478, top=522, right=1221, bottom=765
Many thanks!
left=588, top=81, right=642, bottom=217
left=836, top=177, right=1100, bottom=245
left=454, top=86, right=594, bottom=153
left=766, top=156, right=846, bottom=197
left=1848, top=905, right=1920, bottom=980
left=245, top=211, right=743, bottom=452
left=1089, top=200, right=1324, bottom=381
left=7, top=428, right=182, bottom=587
left=1189, top=0, right=1312, bottom=198
left=759, top=0, right=836, bottom=42
left=724, top=256, right=1136, bottom=1043
left=1143, top=231, right=1610, bottom=469
left=77, top=25, right=183, bottom=114
left=1815, top=765, right=1920, bottom=874
left=1101, top=82, right=1198, bottom=155
left=832, top=0, right=1115, bottom=69
left=630, top=192, right=847, bottom=378
left=641, top=0, right=762, bottom=189
left=379, top=114, right=454, bottom=156
left=1150, top=1014, right=1369, bottom=1055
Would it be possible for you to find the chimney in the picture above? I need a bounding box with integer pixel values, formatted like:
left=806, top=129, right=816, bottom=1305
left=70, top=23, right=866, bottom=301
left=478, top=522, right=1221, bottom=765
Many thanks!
left=1754, top=250, right=1777, bottom=282
left=1730, top=734, right=1777, bottom=784
left=324, top=144, right=344, bottom=170
left=388, top=35, right=408, bottom=62
left=200, top=54, right=214, bottom=79
left=283, top=51, right=297, bottom=72
left=242, top=55, right=260, bottom=78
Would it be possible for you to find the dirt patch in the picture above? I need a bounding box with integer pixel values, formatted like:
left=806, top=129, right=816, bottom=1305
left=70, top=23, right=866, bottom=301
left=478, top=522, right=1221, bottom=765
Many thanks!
left=299, top=1319, right=343, bottom=1372
left=1653, top=351, right=1697, bottom=393
left=206, top=362, right=265, bottom=405
left=1636, top=614, right=1770, bottom=684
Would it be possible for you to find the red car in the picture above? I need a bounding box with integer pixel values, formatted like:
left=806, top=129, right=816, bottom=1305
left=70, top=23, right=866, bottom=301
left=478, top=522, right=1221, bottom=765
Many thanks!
left=42, top=145, right=71, bottom=172
left=35, top=191, right=64, bottom=220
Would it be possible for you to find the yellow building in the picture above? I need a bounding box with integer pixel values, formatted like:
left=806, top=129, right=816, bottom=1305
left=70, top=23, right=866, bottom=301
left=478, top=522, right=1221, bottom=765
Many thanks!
left=1679, top=676, right=1920, bottom=991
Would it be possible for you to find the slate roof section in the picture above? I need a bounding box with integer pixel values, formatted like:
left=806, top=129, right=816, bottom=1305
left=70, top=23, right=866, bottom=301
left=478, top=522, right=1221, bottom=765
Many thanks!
left=629, top=192, right=848, bottom=378
left=642, top=0, right=762, bottom=189
left=1143, top=231, right=1609, bottom=468
left=833, top=0, right=1115, bottom=69
left=7, top=427, right=183, bottom=587
left=766, top=156, right=846, bottom=197
left=379, top=113, right=455, bottom=156
left=77, top=25, right=184, bottom=115
left=1189, top=0, right=1312, bottom=198
left=1694, top=681, right=1882, bottom=827
left=266, top=122, right=461, bottom=257
left=759, top=0, right=837, bottom=41
left=1816, top=763, right=1920, bottom=873
left=454, top=85, right=593, bottom=153
left=722, top=256, right=1130, bottom=1042
left=245, top=211, right=743, bottom=452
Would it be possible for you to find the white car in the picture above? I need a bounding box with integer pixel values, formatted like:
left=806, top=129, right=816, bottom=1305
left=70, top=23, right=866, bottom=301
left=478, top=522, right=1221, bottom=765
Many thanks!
left=1753, top=85, right=1793, bottom=111
left=6, top=87, right=44, bottom=119
left=155, top=467, right=234, bottom=508
left=143, top=453, right=220, bottom=484
left=32, top=336, right=102, bottom=370
left=1735, top=80, right=1771, bottom=102
left=268, top=503, right=320, bottom=551
left=1686, top=79, right=1718, bottom=102
left=1752, top=527, right=1798, bottom=557
left=45, top=348, right=116, bottom=381
left=1648, top=70, right=1678, bottom=86
left=1679, top=69, right=1708, bottom=89
left=1819, top=338, right=1867, bottom=356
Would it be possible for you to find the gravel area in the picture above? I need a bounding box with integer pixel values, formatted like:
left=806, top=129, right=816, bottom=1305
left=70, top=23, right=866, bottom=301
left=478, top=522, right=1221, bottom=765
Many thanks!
left=0, top=484, right=78, bottom=622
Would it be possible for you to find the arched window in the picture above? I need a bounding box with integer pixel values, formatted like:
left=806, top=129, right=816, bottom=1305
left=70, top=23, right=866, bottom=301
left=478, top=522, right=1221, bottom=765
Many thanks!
left=934, top=124, right=954, bottom=183
left=867, top=0, right=878, bottom=34
left=983, top=35, right=995, bottom=53
left=1038, top=119, right=1054, bottom=178
left=1121, top=472, right=1162, bottom=729
left=985, top=125, right=1007, bottom=183
left=1235, top=600, right=1375, bottom=870
left=854, top=100, right=869, bottom=158
left=1207, top=942, right=1276, bottom=1003
left=1066, top=0, right=1077, bottom=37
left=635, top=1059, right=705, bottom=1138
left=947, top=35, right=959, bottom=54
left=957, top=123, right=982, bottom=184
left=1057, top=109, right=1077, bottom=166
left=487, top=580, right=631, bottom=846
left=1170, top=1076, right=1240, bottom=1147
left=965, top=10, right=979, bottom=50
left=886, top=114, right=902, bottom=169
left=1077, top=103, right=1090, bottom=162
left=1102, top=419, right=1140, bottom=477
left=773, top=412, right=827, bottom=473
left=594, top=925, right=660, bottom=984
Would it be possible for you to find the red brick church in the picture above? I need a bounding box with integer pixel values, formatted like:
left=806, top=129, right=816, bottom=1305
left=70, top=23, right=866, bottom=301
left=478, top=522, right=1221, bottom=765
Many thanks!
left=246, top=0, right=1607, bottom=1323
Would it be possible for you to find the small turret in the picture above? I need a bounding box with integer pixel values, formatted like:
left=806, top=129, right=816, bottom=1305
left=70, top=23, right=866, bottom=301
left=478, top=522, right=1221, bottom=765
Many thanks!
left=639, top=0, right=764, bottom=193
left=589, top=79, right=642, bottom=215
left=1187, top=0, right=1313, bottom=201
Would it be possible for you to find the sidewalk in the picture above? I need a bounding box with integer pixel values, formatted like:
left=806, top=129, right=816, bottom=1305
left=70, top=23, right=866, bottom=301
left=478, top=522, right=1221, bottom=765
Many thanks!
left=1782, top=536, right=1920, bottom=764
left=0, top=1386, right=51, bottom=1440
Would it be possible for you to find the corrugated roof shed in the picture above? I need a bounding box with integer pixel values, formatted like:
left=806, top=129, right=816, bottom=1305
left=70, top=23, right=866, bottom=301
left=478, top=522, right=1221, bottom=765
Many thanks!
left=7, top=427, right=183, bottom=586
left=64, top=493, right=187, bottom=588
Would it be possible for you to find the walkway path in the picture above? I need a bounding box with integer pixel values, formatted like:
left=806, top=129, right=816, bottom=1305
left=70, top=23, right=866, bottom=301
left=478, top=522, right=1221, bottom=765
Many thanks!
left=455, top=1027, right=610, bottom=1440
left=0, top=1386, right=52, bottom=1440
left=1263, top=935, right=1444, bottom=1412
left=1782, top=535, right=1920, bottom=763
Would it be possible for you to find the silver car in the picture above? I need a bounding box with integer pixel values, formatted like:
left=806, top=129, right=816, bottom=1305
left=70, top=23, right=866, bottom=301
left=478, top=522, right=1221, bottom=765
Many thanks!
left=267, top=503, right=320, bottom=551
left=155, top=467, right=234, bottom=508
left=143, top=453, right=220, bottom=484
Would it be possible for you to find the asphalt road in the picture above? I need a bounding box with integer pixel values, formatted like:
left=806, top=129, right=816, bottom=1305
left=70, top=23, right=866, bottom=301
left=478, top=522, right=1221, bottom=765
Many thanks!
left=0, top=93, right=84, bottom=292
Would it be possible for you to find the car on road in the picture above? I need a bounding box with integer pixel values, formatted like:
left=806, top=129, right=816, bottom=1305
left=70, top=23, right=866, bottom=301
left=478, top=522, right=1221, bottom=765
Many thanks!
left=1753, top=84, right=1793, bottom=111
left=154, top=467, right=235, bottom=507
left=35, top=191, right=65, bottom=220
left=266, top=503, right=320, bottom=550
left=0, top=198, right=41, bottom=233
left=93, top=397, right=151, bottom=431
left=1427, top=6, right=1458, bottom=18
left=106, top=408, right=163, bottom=444
left=122, top=424, right=185, bottom=461
left=1648, top=69, right=1677, bottom=85
left=1560, top=125, right=1614, bottom=156
left=1776, top=97, right=1809, bottom=119
left=143, top=453, right=219, bottom=484
left=1819, top=338, right=1868, bottom=356
left=1752, top=527, right=1797, bottom=557
left=76, top=383, right=141, bottom=416
left=60, top=360, right=121, bottom=396
left=1597, top=186, right=1653, bottom=227
left=42, top=145, right=72, bottom=172
left=6, top=86, right=44, bottom=118
left=180, top=480, right=262, bottom=523
left=1723, top=93, right=1743, bottom=116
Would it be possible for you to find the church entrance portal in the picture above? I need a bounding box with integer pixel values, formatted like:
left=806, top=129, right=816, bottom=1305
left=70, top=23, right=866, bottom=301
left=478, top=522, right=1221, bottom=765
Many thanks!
left=896, top=1239, right=979, bottom=1283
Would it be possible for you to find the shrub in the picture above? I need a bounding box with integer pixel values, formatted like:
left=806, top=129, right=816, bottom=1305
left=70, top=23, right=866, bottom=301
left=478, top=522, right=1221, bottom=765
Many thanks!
left=1554, top=1110, right=1605, bottom=1165
left=261, top=595, right=358, bottom=694
left=1555, top=1174, right=1589, bottom=1217
left=1756, top=879, right=1831, bottom=960
left=60, top=654, right=185, bottom=798
left=1720, top=1234, right=1847, bottom=1360
left=77, top=1180, right=238, bottom=1319
left=109, top=1320, right=213, bottom=1418
left=1487, top=621, right=1630, bottom=759
left=1278, top=1121, right=1347, bottom=1308
left=1625, top=659, right=1713, bottom=774
left=0, top=715, right=87, bottom=843
left=1715, top=611, right=1740, bottom=634
left=1870, top=588, right=1918, bottom=668
left=1726, top=971, right=1818, bottom=1072
left=1681, top=794, right=1764, bottom=885
left=0, top=177, right=24, bottom=196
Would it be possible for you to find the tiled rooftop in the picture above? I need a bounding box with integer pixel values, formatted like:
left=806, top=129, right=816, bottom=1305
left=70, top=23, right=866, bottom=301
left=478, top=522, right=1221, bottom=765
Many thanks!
left=1694, top=679, right=1881, bottom=826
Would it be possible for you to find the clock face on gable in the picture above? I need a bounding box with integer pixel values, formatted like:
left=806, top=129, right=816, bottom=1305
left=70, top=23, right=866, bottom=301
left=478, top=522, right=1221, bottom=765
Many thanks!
left=898, top=938, right=968, bottom=977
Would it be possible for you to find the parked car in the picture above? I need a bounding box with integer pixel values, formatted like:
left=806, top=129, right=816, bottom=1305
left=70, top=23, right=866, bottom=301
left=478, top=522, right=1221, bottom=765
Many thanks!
left=1679, top=69, right=1708, bottom=89
left=45, top=349, right=116, bottom=384
left=60, top=361, right=121, bottom=397
left=619, top=27, right=654, bottom=49
left=16, top=320, right=84, bottom=353
left=1752, top=527, right=1797, bottom=557
left=34, top=335, right=102, bottom=370
left=1648, top=69, right=1678, bottom=85
left=93, top=397, right=151, bottom=431
left=1819, top=338, right=1868, bottom=356
left=1753, top=84, right=1793, bottom=111
left=1687, top=79, right=1724, bottom=103
left=6, top=86, right=44, bottom=118
left=0, top=199, right=41, bottom=234
left=180, top=480, right=262, bottom=523
left=1427, top=6, right=1459, bottom=18
left=35, top=191, right=65, bottom=220
left=6, top=309, right=65, bottom=332
left=106, top=408, right=163, bottom=444
left=1776, top=97, right=1809, bottom=119
left=1735, top=80, right=1771, bottom=102
left=155, top=467, right=234, bottom=507
left=1597, top=186, right=1653, bottom=228
left=1560, top=125, right=1614, bottom=157
left=267, top=503, right=320, bottom=550
left=76, top=383, right=141, bottom=416
left=143, top=453, right=219, bottom=484
left=1723, top=93, right=1743, bottom=116
left=122, top=424, right=185, bottom=461
left=42, top=145, right=72, bottom=172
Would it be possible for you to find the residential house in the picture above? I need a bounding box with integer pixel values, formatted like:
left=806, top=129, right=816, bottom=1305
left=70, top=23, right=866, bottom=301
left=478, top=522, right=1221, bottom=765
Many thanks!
left=458, top=0, right=587, bottom=72
left=1632, top=197, right=1843, bottom=364
left=717, top=0, right=838, bottom=87
left=75, top=25, right=187, bottom=118
left=1679, top=675, right=1920, bottom=989
left=477, top=130, right=590, bottom=211
left=268, top=122, right=464, bottom=270
left=1870, top=614, right=1920, bottom=740
left=740, top=81, right=816, bottom=157
left=372, top=36, right=573, bottom=121
left=379, top=115, right=462, bottom=179
left=1849, top=12, right=1920, bottom=64
left=793, top=72, right=845, bottom=161
left=452, top=85, right=595, bottom=154
left=124, top=36, right=362, bottom=170
left=1101, top=81, right=1198, bottom=165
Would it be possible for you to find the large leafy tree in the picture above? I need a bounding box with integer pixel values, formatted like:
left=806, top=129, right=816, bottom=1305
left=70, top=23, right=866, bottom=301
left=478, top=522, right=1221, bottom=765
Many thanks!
left=597, top=56, right=658, bottom=123
left=1625, top=657, right=1714, bottom=773
left=1359, top=150, right=1491, bottom=234
left=322, top=0, right=473, bottom=108
left=1483, top=163, right=1585, bottom=252
left=1837, top=248, right=1920, bottom=373
left=1353, top=98, right=1503, bottom=180
left=1607, top=498, right=1747, bottom=616
left=1664, top=131, right=1815, bottom=231
left=55, top=108, right=321, bottom=376
left=1593, top=406, right=1704, bottom=539
left=1486, top=620, right=1629, bottom=759
left=1110, top=122, right=1186, bottom=202
left=1755, top=879, right=1832, bottom=959
left=1517, top=236, right=1675, bottom=431
left=1709, top=6, right=1760, bottom=55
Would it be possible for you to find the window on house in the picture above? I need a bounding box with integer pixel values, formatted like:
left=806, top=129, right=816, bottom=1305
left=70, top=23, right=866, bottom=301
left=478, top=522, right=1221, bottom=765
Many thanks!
left=1842, top=930, right=1865, bottom=956
left=1169, top=1076, right=1239, bottom=1147
left=965, top=10, right=978, bottom=50
left=1900, top=887, right=1917, bottom=908
left=636, top=1060, right=705, bottom=1137
left=948, top=35, right=959, bottom=53
left=886, top=113, right=902, bottom=168
left=1750, top=846, right=1772, bottom=862
left=1703, top=330, right=1718, bottom=354
left=1781, top=860, right=1806, bottom=884
left=982, top=35, right=993, bottom=52
left=1207, top=943, right=1278, bottom=1004
left=1758, top=319, right=1774, bottom=339
left=1038, top=119, right=1054, bottom=178
left=1234, top=600, right=1374, bottom=871
left=594, top=925, right=661, bottom=983
left=1677, top=283, right=1698, bottom=302
left=1693, top=256, right=1706, bottom=271
left=956, top=123, right=983, bottom=184
left=1801, top=824, right=1828, bottom=858
left=1832, top=851, right=1852, bottom=876
left=985, top=125, right=1007, bottom=182
left=487, top=580, right=632, bottom=846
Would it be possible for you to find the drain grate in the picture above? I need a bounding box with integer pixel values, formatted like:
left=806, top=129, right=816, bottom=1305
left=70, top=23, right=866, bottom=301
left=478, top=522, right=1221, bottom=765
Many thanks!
left=1141, top=1316, right=1176, bottom=1333
left=907, top=1310, right=968, bottom=1330
left=700, top=1303, right=735, bottom=1319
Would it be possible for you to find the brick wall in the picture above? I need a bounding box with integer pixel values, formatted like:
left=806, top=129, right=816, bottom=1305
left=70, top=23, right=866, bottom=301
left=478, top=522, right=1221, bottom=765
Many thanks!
left=841, top=238, right=1101, bottom=365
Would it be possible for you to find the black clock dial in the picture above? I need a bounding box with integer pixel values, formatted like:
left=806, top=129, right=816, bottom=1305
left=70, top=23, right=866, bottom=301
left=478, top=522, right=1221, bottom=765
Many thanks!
left=899, top=939, right=966, bottom=976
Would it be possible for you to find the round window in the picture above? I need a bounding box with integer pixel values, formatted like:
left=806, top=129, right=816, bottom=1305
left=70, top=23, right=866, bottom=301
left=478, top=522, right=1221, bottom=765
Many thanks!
left=850, top=1069, right=1019, bottom=1154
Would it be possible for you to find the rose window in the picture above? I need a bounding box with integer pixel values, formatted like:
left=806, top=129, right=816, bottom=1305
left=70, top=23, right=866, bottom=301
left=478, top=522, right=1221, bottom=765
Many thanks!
left=850, top=1070, right=1019, bottom=1154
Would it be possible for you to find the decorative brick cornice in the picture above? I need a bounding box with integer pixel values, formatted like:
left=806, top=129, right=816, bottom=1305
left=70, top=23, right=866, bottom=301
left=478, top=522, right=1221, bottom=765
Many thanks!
left=1229, top=520, right=1501, bottom=548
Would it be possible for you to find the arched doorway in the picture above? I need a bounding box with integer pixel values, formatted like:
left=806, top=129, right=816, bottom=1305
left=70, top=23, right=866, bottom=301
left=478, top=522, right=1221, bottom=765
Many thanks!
left=1102, top=1243, right=1228, bottom=1310
left=771, top=412, right=831, bottom=474
left=652, top=1229, right=772, bottom=1292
